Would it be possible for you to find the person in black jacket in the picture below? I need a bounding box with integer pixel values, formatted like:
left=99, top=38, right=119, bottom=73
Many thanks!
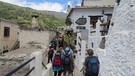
left=47, top=45, right=54, bottom=63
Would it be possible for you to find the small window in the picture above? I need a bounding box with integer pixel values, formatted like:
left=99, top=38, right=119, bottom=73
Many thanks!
left=89, top=16, right=102, bottom=29
left=90, top=17, right=98, bottom=28
left=4, top=27, right=10, bottom=37
left=76, top=18, right=87, bottom=25
left=76, top=26, right=86, bottom=29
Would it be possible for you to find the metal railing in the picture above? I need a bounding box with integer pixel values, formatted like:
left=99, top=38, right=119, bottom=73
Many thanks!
left=4, top=57, right=35, bottom=76
left=42, top=62, right=47, bottom=69
left=78, top=42, right=81, bottom=48
left=10, top=39, right=19, bottom=51
left=78, top=36, right=82, bottom=41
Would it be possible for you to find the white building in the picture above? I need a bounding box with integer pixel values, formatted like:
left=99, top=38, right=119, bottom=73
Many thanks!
left=66, top=0, right=116, bottom=69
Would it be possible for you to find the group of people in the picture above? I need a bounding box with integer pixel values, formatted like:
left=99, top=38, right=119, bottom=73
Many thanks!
left=47, top=43, right=74, bottom=76
left=46, top=37, right=100, bottom=76
left=49, top=36, right=64, bottom=51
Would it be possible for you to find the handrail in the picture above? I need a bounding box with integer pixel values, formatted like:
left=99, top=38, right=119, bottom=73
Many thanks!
left=78, top=36, right=82, bottom=41
left=24, top=67, right=35, bottom=76
left=42, top=62, right=47, bottom=69
left=10, top=39, right=19, bottom=51
left=78, top=42, right=81, bottom=48
left=4, top=57, right=35, bottom=76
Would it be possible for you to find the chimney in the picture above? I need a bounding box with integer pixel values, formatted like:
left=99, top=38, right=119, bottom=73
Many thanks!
left=67, top=5, right=71, bottom=13
left=31, top=15, right=39, bottom=28
left=81, top=0, right=84, bottom=6
left=68, top=5, right=70, bottom=8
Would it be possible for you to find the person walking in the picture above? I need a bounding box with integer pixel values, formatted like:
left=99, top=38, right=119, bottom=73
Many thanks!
left=61, top=43, right=74, bottom=76
left=52, top=49, right=63, bottom=76
left=51, top=37, right=57, bottom=50
left=58, top=37, right=64, bottom=48
left=82, top=49, right=100, bottom=76
left=47, top=45, right=54, bottom=63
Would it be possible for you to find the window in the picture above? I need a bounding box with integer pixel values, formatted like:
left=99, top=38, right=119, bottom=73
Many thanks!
left=89, top=16, right=102, bottom=29
left=4, top=27, right=10, bottom=37
left=90, top=17, right=99, bottom=28
left=76, top=17, right=87, bottom=25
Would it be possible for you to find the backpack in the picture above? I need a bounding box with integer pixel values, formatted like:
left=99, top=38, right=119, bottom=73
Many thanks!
left=53, top=54, right=62, bottom=67
left=48, top=48, right=54, bottom=55
left=59, top=39, right=63, bottom=44
left=63, top=49, right=71, bottom=65
left=87, top=56, right=99, bottom=73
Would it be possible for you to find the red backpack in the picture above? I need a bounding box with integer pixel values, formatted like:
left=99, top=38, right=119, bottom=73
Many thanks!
left=53, top=54, right=62, bottom=67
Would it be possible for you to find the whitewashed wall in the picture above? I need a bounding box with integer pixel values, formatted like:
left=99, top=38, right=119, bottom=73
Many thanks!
left=69, top=7, right=113, bottom=32
left=98, top=0, right=135, bottom=76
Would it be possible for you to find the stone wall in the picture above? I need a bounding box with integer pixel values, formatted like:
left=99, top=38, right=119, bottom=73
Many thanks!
left=19, top=29, right=56, bottom=48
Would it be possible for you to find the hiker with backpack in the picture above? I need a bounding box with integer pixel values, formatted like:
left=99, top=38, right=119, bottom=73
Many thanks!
left=61, top=43, right=74, bottom=76
left=58, top=37, right=64, bottom=48
left=82, top=49, right=100, bottom=76
left=51, top=37, right=57, bottom=50
left=52, top=49, right=63, bottom=76
left=47, top=45, right=54, bottom=63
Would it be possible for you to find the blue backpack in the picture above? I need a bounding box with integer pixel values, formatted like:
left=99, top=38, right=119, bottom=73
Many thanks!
left=87, top=56, right=99, bottom=73
left=63, top=49, right=71, bottom=65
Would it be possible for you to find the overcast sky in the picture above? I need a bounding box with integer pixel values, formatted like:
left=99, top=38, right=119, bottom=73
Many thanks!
left=0, top=0, right=82, bottom=12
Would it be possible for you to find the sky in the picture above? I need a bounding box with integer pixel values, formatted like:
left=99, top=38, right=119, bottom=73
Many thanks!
left=0, top=0, right=82, bottom=13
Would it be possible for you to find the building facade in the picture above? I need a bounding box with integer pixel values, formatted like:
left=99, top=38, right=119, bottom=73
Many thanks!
left=66, top=0, right=116, bottom=69
left=0, top=19, right=19, bottom=54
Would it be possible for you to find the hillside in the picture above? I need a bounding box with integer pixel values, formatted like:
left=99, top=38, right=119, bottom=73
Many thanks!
left=0, top=1, right=66, bottom=29
left=39, top=10, right=66, bottom=20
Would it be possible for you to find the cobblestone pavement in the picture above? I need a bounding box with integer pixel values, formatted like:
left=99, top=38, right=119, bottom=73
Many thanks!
left=60, top=65, right=83, bottom=76
left=73, top=66, right=83, bottom=76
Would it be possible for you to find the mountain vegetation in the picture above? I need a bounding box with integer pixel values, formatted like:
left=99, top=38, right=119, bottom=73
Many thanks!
left=39, top=10, right=66, bottom=20
left=0, top=1, right=66, bottom=29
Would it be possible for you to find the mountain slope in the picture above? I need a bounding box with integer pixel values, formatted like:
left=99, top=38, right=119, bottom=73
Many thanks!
left=38, top=10, right=66, bottom=20
left=0, top=1, right=66, bottom=29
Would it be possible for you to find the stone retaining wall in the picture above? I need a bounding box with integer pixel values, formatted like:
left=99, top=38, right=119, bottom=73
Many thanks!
left=0, top=30, right=56, bottom=76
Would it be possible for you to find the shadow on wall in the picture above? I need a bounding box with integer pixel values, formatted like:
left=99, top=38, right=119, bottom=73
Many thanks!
left=99, top=37, right=106, bottom=49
